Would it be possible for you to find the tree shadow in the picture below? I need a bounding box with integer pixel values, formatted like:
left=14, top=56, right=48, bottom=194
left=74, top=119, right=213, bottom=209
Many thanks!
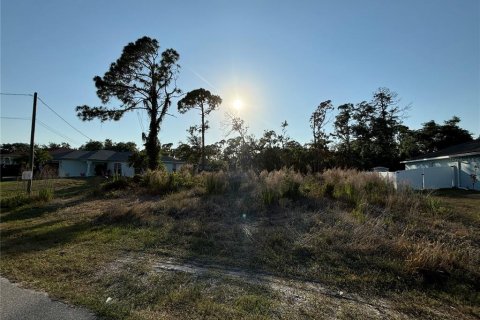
left=1, top=221, right=97, bottom=257
left=1, top=193, right=90, bottom=222
left=0, top=219, right=63, bottom=238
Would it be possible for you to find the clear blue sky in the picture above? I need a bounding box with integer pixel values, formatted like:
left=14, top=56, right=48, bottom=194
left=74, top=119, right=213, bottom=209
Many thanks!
left=1, top=0, right=479, bottom=148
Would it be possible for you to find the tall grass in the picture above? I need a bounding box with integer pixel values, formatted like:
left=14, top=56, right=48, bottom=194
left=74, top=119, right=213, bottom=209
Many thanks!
left=143, top=168, right=195, bottom=194
left=258, top=168, right=303, bottom=205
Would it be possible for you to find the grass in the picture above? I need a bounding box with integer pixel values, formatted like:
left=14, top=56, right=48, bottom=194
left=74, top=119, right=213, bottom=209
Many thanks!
left=1, top=171, right=479, bottom=319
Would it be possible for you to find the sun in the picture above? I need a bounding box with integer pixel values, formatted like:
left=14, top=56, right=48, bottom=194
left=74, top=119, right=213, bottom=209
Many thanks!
left=233, top=98, right=243, bottom=110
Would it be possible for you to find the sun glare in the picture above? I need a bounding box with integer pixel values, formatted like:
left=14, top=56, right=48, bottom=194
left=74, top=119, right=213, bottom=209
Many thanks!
left=233, top=99, right=243, bottom=110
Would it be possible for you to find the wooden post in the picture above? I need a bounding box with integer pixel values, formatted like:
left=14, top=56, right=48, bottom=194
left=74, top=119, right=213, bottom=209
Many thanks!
left=27, top=92, right=37, bottom=194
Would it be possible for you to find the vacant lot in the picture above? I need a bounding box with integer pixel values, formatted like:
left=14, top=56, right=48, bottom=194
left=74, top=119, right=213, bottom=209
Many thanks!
left=1, top=171, right=479, bottom=319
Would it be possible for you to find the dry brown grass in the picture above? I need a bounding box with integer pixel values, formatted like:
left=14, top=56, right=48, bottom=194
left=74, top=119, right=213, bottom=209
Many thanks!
left=1, top=171, right=479, bottom=319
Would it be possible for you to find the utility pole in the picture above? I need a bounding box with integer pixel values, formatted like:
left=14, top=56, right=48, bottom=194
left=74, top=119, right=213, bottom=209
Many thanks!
left=27, top=92, right=37, bottom=194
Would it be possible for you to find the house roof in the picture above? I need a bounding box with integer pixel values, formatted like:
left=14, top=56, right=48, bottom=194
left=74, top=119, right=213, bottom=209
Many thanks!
left=52, top=150, right=185, bottom=163
left=402, top=140, right=480, bottom=163
left=52, top=150, right=132, bottom=162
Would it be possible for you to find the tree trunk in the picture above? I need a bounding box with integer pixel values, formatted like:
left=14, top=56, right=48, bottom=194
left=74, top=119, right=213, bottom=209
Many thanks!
left=146, top=117, right=160, bottom=170
left=146, top=97, right=160, bottom=170
left=201, top=104, right=205, bottom=171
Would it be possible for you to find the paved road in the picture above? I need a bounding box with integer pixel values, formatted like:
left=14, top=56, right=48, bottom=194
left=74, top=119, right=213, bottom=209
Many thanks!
left=0, top=277, right=96, bottom=320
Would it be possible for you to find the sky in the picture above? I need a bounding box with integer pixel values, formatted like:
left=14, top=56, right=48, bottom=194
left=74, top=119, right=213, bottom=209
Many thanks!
left=1, top=0, right=479, bottom=149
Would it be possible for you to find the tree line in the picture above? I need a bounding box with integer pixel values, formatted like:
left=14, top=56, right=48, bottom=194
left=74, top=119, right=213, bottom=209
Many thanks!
left=73, top=36, right=475, bottom=173
left=2, top=36, right=474, bottom=174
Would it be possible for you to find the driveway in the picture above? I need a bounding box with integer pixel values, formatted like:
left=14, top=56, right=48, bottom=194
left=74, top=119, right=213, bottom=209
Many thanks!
left=0, top=277, right=96, bottom=320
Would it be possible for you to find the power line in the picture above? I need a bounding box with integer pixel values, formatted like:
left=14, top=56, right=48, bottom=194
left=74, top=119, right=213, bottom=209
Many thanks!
left=0, top=116, right=30, bottom=120
left=0, top=92, right=33, bottom=97
left=37, top=119, right=79, bottom=145
left=37, top=96, right=92, bottom=141
left=0, top=116, right=78, bottom=144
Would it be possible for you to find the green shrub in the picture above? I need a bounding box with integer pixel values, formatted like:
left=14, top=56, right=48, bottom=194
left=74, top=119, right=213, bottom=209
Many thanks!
left=0, top=193, right=32, bottom=208
left=37, top=188, right=54, bottom=202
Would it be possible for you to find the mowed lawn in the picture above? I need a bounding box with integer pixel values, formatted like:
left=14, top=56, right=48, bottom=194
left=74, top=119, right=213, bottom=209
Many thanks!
left=0, top=175, right=479, bottom=320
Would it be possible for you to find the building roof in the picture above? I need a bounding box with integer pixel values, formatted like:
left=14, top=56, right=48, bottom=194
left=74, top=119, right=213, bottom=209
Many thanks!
left=52, top=150, right=132, bottom=162
left=402, top=139, right=480, bottom=163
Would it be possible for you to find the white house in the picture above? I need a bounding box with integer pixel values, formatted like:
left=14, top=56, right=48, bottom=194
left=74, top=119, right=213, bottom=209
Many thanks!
left=399, top=140, right=480, bottom=190
left=53, top=150, right=184, bottom=178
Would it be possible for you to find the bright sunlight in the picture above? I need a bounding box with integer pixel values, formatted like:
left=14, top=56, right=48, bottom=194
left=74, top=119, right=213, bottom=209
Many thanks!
left=233, top=98, right=243, bottom=110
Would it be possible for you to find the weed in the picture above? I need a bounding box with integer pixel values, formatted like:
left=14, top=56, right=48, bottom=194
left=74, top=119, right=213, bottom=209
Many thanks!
left=258, top=169, right=304, bottom=205
left=204, top=171, right=228, bottom=194
left=37, top=188, right=54, bottom=202
left=228, top=172, right=243, bottom=192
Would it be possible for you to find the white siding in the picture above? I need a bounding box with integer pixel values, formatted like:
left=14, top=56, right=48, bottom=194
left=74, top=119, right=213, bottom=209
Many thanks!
left=403, top=156, right=480, bottom=190
left=396, top=169, right=424, bottom=190
left=107, top=162, right=135, bottom=177
left=59, top=160, right=87, bottom=177
left=163, top=162, right=184, bottom=173
left=164, top=162, right=174, bottom=173
left=121, top=163, right=135, bottom=177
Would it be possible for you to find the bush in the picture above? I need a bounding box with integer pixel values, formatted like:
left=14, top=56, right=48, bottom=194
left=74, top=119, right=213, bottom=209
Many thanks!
left=0, top=193, right=32, bottom=208
left=37, top=188, right=54, bottom=202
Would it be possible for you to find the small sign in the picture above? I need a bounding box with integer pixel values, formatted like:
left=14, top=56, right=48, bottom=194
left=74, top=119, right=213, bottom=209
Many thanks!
left=22, top=171, right=33, bottom=180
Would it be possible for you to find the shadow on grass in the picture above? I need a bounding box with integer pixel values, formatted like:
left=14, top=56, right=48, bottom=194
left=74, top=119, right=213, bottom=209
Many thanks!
left=0, top=192, right=92, bottom=222
left=54, top=178, right=103, bottom=198
left=1, top=221, right=97, bottom=256
left=431, top=188, right=480, bottom=197
left=0, top=219, right=63, bottom=238
left=1, top=204, right=60, bottom=222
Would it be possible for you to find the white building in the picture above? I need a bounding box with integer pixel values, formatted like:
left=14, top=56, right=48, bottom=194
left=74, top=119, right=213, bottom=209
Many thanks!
left=400, top=140, right=480, bottom=190
left=53, top=150, right=184, bottom=178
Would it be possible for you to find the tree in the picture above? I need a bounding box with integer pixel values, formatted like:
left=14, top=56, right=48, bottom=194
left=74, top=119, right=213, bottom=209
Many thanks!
left=310, top=100, right=333, bottom=171
left=310, top=100, right=333, bottom=149
left=278, top=120, right=289, bottom=148
left=76, top=36, right=181, bottom=170
left=0, top=143, right=30, bottom=154
left=80, top=140, right=104, bottom=151
left=369, top=87, right=404, bottom=167
left=333, top=103, right=354, bottom=166
left=416, top=116, right=472, bottom=154
left=397, top=125, right=420, bottom=162
left=46, top=142, right=71, bottom=150
left=112, top=141, right=137, bottom=152
left=177, top=88, right=222, bottom=170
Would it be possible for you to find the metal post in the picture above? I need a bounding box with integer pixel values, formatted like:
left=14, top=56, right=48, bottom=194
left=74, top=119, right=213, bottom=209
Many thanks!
left=27, top=92, right=37, bottom=194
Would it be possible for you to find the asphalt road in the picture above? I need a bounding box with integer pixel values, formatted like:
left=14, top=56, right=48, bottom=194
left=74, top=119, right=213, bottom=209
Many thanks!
left=0, top=277, right=96, bottom=320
